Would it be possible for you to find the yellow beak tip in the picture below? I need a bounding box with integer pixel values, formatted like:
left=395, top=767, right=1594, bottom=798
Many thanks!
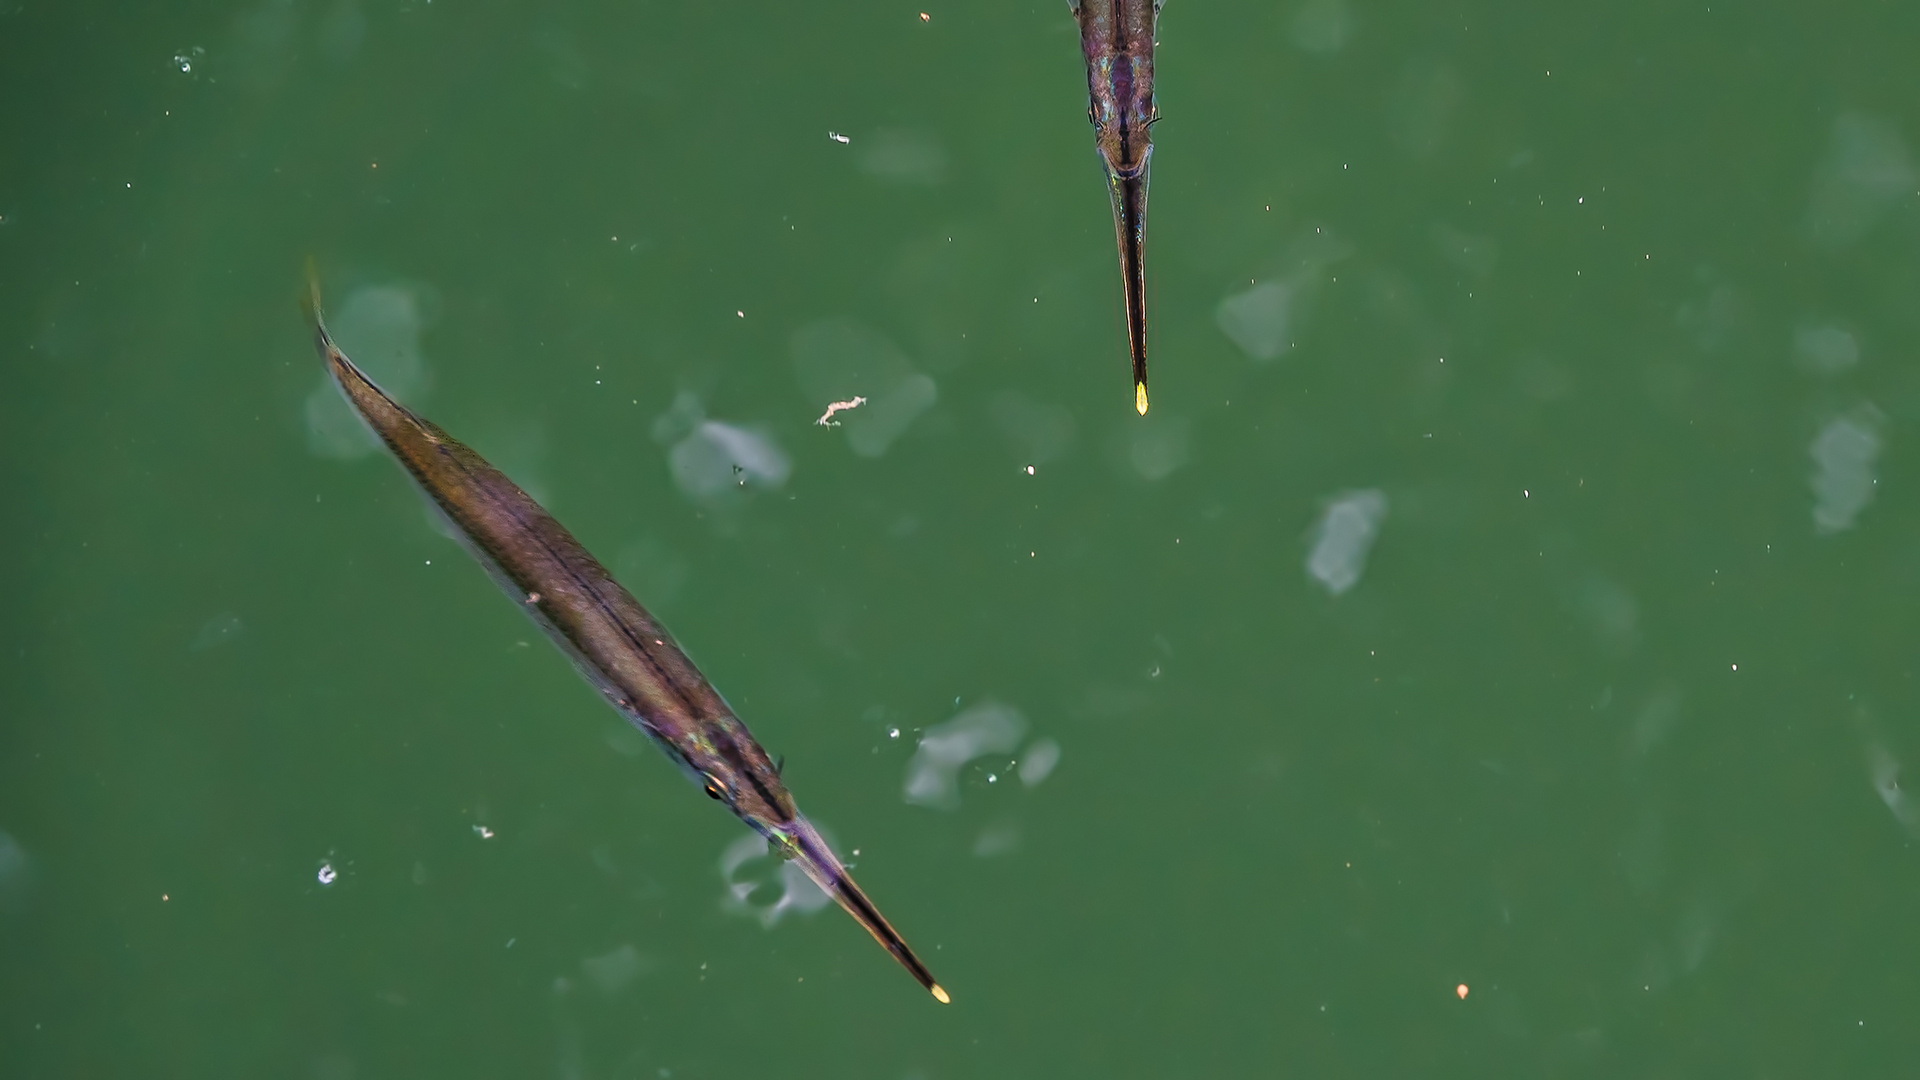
left=931, top=984, right=951, bottom=1004
left=1135, top=383, right=1149, bottom=415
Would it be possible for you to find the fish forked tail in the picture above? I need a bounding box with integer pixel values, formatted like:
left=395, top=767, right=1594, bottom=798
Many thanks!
left=300, top=257, right=324, bottom=328
left=300, top=257, right=340, bottom=359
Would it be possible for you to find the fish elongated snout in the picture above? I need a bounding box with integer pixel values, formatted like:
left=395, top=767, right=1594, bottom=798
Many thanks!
left=779, top=817, right=948, bottom=1003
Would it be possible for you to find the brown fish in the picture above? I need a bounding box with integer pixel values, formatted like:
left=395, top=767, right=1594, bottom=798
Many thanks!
left=304, top=273, right=947, bottom=1003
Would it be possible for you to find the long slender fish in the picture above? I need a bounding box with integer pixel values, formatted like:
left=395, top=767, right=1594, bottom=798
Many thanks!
left=304, top=277, right=947, bottom=1004
left=1072, top=0, right=1161, bottom=415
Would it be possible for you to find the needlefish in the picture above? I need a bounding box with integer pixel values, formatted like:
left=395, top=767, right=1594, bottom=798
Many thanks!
left=303, top=276, right=948, bottom=1004
left=1072, top=0, right=1161, bottom=415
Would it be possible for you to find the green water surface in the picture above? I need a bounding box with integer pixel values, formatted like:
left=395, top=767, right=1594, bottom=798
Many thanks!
left=5, top=1, right=1920, bottom=1076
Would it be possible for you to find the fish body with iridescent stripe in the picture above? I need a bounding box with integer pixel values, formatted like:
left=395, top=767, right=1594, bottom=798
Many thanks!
left=1072, top=0, right=1161, bottom=415
left=303, top=277, right=947, bottom=1004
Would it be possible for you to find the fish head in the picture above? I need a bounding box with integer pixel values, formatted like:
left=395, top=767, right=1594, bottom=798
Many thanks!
left=1087, top=54, right=1156, bottom=179
left=678, top=721, right=946, bottom=1001
left=682, top=720, right=800, bottom=829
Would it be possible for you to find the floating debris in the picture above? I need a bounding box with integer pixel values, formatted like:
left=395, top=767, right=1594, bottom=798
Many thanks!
left=815, top=396, right=868, bottom=426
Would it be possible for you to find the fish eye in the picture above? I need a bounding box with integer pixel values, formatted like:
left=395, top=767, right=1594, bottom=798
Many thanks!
left=703, top=775, right=728, bottom=801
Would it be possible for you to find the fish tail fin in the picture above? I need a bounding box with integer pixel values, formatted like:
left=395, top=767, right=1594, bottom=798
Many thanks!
left=300, top=257, right=322, bottom=325
left=301, top=257, right=342, bottom=360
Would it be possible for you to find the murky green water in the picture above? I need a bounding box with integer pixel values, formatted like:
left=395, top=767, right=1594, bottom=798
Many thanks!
left=6, top=0, right=1920, bottom=1075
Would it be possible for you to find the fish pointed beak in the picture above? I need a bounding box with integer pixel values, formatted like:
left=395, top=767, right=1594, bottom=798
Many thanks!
left=783, top=817, right=949, bottom=1003
left=1103, top=150, right=1152, bottom=414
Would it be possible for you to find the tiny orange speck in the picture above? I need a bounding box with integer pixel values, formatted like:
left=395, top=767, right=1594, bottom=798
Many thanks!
left=1456, top=984, right=1469, bottom=1000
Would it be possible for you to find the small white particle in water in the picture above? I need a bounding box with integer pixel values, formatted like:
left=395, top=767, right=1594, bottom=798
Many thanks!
left=987, top=774, right=997, bottom=783
left=1731, top=664, right=1738, bottom=671
left=888, top=727, right=900, bottom=739
left=317, top=862, right=337, bottom=885
left=828, top=132, right=850, bottom=144
left=473, top=825, right=495, bottom=839
left=1025, top=465, right=1035, bottom=475
left=425, top=559, right=432, bottom=565
left=736, top=310, right=744, bottom=318
left=852, top=848, right=860, bottom=856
